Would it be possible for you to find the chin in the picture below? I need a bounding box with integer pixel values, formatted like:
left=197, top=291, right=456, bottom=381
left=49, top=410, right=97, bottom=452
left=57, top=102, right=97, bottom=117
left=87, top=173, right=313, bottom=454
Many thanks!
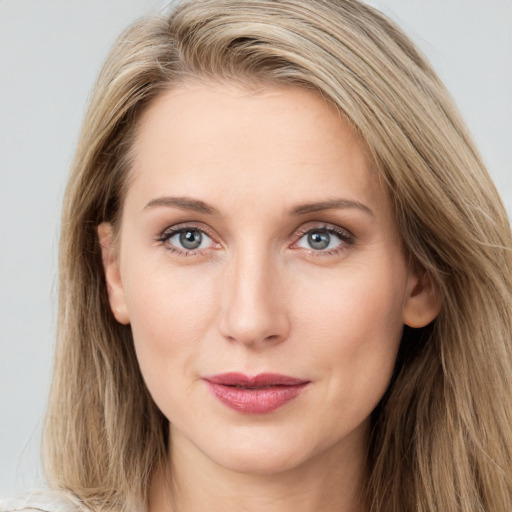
left=214, top=445, right=310, bottom=475
left=197, top=425, right=320, bottom=476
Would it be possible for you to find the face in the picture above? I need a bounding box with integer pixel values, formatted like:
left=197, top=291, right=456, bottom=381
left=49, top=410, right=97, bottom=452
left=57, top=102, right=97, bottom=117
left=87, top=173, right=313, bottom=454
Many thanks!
left=100, top=82, right=438, bottom=476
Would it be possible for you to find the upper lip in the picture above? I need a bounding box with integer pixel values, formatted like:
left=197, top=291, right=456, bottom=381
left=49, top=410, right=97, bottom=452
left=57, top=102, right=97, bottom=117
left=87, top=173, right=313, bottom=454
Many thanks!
left=203, top=372, right=310, bottom=387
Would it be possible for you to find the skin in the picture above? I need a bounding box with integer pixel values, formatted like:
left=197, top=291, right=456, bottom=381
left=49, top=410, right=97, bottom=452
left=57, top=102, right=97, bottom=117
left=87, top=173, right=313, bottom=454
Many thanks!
left=99, top=82, right=439, bottom=512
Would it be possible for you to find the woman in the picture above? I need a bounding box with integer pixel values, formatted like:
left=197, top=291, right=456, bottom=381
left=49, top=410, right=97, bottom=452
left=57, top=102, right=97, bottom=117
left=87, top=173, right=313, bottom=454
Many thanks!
left=3, top=0, right=511, bottom=511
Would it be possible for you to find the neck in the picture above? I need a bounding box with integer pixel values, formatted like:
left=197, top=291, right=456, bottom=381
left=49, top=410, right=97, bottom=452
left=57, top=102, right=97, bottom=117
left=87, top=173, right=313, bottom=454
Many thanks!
left=149, top=425, right=369, bottom=512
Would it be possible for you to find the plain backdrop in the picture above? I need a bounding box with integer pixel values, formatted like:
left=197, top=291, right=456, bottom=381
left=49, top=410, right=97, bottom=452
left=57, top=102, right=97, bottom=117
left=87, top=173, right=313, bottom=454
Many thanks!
left=1, top=0, right=511, bottom=496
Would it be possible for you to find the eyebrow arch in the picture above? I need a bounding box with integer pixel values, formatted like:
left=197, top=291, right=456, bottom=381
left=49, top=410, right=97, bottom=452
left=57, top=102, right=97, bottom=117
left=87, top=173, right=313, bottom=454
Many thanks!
left=291, top=199, right=374, bottom=217
left=144, top=196, right=220, bottom=215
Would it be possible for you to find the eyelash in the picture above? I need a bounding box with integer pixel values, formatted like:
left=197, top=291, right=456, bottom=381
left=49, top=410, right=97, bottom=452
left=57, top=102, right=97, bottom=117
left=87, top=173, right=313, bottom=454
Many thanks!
left=156, top=223, right=355, bottom=257
left=156, top=223, right=217, bottom=257
left=292, top=224, right=355, bottom=257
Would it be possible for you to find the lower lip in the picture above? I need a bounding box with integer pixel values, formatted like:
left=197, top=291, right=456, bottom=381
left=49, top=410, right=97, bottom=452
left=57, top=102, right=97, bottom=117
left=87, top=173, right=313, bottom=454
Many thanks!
left=205, top=382, right=309, bottom=414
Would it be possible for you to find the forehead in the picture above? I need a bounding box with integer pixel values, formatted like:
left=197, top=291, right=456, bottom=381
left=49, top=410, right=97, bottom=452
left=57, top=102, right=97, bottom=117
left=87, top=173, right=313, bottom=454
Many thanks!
left=127, top=81, right=390, bottom=218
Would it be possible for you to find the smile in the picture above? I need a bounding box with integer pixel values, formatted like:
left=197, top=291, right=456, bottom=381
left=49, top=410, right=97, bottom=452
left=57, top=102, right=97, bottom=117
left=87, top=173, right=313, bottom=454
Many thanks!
left=203, top=373, right=311, bottom=414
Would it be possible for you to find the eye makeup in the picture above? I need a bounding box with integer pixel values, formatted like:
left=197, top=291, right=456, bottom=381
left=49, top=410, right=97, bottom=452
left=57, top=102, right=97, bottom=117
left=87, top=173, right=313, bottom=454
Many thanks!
left=156, top=222, right=220, bottom=257
left=291, top=222, right=355, bottom=258
left=155, top=220, right=356, bottom=259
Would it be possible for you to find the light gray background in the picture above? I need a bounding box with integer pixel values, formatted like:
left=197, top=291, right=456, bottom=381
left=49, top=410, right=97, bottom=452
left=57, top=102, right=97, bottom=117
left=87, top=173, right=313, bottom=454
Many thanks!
left=1, top=0, right=511, bottom=496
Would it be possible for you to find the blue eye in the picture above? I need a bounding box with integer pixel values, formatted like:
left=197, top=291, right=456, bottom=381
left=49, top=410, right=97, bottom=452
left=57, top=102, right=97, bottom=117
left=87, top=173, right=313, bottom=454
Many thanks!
left=296, top=227, right=350, bottom=252
left=163, top=228, right=213, bottom=252
left=306, top=231, right=332, bottom=250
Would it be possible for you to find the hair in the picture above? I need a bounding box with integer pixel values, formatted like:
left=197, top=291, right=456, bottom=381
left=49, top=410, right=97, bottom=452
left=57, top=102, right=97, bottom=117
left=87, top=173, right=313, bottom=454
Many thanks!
left=42, top=1, right=512, bottom=511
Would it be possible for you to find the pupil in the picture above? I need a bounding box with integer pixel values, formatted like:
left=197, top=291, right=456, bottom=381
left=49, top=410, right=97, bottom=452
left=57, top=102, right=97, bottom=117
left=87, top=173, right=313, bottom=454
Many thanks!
left=308, top=231, right=330, bottom=250
left=180, top=230, right=202, bottom=249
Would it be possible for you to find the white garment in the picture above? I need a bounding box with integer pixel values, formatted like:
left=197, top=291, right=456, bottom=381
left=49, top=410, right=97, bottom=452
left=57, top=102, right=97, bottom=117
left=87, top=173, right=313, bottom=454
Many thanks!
left=0, top=490, right=84, bottom=512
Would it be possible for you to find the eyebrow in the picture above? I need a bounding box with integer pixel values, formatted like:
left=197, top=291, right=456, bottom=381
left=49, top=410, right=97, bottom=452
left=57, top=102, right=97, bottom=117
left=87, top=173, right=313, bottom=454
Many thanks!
left=144, top=196, right=220, bottom=215
left=291, top=199, right=374, bottom=217
left=143, top=196, right=373, bottom=218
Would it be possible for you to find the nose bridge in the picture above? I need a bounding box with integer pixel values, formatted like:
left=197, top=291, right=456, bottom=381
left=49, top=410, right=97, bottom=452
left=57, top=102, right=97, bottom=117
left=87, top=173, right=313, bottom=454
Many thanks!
left=219, top=240, right=289, bottom=347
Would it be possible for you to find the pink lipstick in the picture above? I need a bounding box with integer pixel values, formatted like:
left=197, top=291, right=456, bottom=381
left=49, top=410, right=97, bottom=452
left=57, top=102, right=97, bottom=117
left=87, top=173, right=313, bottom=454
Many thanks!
left=203, top=372, right=310, bottom=414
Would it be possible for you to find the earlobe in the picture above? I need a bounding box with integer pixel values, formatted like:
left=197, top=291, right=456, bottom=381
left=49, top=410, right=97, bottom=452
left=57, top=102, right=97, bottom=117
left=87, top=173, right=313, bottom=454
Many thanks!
left=402, top=268, right=441, bottom=328
left=97, top=222, right=130, bottom=325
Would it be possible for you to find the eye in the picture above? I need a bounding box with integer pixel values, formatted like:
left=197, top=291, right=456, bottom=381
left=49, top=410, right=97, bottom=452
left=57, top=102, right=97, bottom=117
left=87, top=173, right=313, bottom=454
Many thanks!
left=295, top=226, right=353, bottom=253
left=159, top=226, right=214, bottom=253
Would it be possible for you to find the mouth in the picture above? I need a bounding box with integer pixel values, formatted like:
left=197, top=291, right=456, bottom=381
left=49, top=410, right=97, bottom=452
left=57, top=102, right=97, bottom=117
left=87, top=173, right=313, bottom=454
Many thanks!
left=202, top=372, right=310, bottom=414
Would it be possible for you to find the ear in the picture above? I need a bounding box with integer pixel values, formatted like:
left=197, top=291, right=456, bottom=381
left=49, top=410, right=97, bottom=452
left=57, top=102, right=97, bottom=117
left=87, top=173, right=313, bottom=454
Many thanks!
left=97, top=222, right=130, bottom=325
left=402, top=267, right=441, bottom=328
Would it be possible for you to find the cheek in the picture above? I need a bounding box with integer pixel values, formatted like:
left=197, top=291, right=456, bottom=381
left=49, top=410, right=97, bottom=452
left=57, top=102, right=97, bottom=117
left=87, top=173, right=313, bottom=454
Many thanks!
left=296, top=261, right=405, bottom=341
left=294, top=263, right=405, bottom=405
left=124, top=249, right=217, bottom=329
left=121, top=257, right=220, bottom=393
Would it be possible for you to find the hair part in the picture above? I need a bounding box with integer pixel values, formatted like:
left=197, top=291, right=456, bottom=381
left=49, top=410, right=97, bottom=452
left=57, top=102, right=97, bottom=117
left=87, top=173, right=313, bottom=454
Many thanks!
left=43, top=1, right=512, bottom=511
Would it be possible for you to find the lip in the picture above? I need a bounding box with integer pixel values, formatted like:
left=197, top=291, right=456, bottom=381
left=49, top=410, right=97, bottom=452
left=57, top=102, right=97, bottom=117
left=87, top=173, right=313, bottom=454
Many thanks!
left=203, top=372, right=310, bottom=414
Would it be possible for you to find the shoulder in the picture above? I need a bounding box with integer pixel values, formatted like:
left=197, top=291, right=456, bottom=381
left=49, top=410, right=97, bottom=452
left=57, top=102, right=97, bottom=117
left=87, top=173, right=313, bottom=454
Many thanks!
left=0, top=489, right=86, bottom=512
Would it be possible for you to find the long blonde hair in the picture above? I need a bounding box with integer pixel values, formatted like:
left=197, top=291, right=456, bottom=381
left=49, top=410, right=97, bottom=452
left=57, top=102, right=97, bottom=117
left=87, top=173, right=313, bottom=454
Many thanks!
left=43, top=1, right=512, bottom=510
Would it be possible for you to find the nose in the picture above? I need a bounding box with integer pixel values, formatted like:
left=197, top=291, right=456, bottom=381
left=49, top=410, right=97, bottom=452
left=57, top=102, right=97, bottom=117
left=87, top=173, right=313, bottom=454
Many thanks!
left=218, top=246, right=291, bottom=349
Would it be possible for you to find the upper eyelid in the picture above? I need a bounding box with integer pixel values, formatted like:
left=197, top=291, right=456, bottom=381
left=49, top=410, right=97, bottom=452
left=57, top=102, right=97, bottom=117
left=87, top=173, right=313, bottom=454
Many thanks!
left=292, top=222, right=354, bottom=239
left=159, top=222, right=215, bottom=239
